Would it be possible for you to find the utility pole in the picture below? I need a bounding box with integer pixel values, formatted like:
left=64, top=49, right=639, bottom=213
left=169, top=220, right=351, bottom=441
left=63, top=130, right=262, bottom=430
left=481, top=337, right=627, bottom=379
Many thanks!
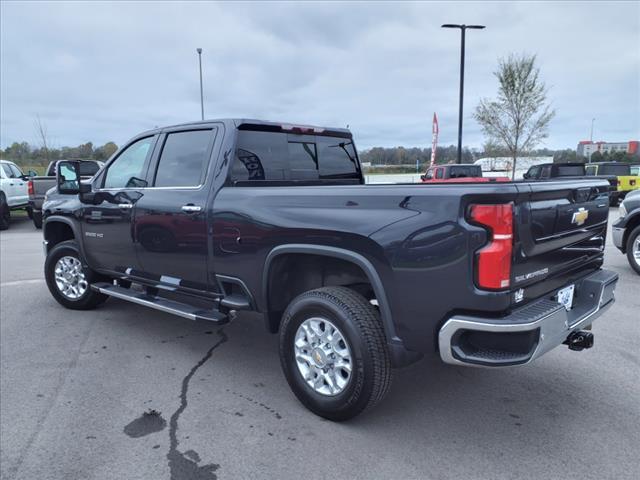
left=441, top=24, right=485, bottom=163
left=197, top=48, right=204, bottom=121
left=590, top=117, right=595, bottom=142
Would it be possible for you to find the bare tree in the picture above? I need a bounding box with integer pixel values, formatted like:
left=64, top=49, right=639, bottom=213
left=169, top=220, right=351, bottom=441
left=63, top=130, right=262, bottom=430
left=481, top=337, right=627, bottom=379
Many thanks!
left=34, top=114, right=51, bottom=162
left=474, top=54, right=555, bottom=179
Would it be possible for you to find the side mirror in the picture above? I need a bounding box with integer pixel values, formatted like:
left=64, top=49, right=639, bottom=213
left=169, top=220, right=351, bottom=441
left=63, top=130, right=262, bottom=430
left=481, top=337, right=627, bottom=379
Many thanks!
left=57, top=161, right=81, bottom=195
left=523, top=172, right=530, bottom=179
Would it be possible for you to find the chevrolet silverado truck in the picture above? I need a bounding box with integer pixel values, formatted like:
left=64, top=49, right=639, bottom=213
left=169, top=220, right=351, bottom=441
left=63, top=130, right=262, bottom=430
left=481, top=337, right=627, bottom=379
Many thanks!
left=28, top=160, right=103, bottom=228
left=42, top=119, right=618, bottom=420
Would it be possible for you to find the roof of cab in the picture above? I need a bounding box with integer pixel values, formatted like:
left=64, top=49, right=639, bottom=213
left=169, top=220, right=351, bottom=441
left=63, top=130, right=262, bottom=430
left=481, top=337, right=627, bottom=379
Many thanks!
left=138, top=118, right=351, bottom=137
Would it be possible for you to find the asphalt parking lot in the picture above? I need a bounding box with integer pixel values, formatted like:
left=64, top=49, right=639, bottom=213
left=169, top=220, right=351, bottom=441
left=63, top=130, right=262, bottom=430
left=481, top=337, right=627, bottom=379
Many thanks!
left=1, top=210, right=639, bottom=480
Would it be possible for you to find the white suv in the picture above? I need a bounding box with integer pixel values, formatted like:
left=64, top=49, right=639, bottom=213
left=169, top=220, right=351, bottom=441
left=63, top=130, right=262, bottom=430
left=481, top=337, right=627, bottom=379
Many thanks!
left=1, top=160, right=34, bottom=230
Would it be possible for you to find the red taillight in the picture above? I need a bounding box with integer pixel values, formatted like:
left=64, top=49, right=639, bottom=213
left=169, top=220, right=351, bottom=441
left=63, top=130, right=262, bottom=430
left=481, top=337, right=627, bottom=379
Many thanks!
left=469, top=203, right=513, bottom=290
left=27, top=180, right=34, bottom=196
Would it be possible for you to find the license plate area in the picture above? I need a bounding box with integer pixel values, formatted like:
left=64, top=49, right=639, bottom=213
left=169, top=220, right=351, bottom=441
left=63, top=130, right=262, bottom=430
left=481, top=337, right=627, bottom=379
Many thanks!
left=556, top=284, right=575, bottom=311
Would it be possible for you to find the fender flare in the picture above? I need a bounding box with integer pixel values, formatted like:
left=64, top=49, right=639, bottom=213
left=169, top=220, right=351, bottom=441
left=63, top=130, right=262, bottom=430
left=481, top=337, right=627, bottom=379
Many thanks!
left=262, top=244, right=402, bottom=346
left=43, top=215, right=87, bottom=260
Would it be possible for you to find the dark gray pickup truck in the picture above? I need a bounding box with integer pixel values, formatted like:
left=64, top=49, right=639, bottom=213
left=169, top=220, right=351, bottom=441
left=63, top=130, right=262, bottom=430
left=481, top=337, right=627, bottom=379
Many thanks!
left=42, top=119, right=618, bottom=420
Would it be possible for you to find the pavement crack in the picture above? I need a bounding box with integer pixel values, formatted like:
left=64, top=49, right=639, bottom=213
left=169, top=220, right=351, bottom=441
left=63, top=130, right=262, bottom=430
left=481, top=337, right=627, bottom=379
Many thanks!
left=167, top=329, right=227, bottom=480
left=5, top=316, right=97, bottom=480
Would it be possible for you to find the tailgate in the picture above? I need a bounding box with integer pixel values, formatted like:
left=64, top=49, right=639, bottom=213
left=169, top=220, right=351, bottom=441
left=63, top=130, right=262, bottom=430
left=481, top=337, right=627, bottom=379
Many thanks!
left=512, top=179, right=610, bottom=302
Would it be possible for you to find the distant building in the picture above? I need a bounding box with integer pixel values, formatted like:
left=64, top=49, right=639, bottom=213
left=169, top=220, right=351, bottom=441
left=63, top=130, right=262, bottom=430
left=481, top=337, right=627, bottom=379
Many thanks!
left=577, top=140, right=639, bottom=158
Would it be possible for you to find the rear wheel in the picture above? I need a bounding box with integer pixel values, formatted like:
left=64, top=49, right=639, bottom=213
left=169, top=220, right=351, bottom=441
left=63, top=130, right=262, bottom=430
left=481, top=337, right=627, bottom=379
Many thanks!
left=45, top=240, right=108, bottom=309
left=279, top=286, right=392, bottom=421
left=626, top=226, right=640, bottom=275
left=0, top=194, right=10, bottom=230
left=32, top=211, right=43, bottom=229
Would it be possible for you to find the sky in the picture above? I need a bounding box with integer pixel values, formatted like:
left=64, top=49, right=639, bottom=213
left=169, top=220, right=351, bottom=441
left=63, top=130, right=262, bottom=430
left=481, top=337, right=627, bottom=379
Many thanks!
left=1, top=1, right=639, bottom=151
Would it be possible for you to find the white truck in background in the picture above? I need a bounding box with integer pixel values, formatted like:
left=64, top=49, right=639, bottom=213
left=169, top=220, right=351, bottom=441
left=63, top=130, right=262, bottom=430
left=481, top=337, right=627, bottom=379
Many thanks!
left=0, top=160, right=36, bottom=230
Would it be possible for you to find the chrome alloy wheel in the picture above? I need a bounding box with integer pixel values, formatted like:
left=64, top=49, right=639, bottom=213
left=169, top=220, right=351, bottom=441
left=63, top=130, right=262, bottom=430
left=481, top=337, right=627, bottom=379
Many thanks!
left=54, top=256, right=88, bottom=300
left=294, top=317, right=352, bottom=396
left=634, top=237, right=640, bottom=267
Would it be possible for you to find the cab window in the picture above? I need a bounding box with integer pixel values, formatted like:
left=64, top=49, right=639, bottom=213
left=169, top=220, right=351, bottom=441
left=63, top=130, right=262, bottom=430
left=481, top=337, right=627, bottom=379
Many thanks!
left=153, top=130, right=213, bottom=187
left=8, top=164, right=23, bottom=178
left=435, top=168, right=444, bottom=179
left=1, top=164, right=16, bottom=178
left=103, top=136, right=155, bottom=189
left=585, top=165, right=597, bottom=176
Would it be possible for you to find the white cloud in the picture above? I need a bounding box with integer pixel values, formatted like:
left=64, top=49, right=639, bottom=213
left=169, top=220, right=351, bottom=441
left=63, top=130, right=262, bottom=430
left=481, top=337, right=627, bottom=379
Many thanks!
left=1, top=1, right=638, bottom=150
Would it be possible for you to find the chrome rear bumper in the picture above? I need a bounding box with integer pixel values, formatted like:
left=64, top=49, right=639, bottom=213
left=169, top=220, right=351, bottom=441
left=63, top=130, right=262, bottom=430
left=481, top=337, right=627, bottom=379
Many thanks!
left=438, top=269, right=618, bottom=367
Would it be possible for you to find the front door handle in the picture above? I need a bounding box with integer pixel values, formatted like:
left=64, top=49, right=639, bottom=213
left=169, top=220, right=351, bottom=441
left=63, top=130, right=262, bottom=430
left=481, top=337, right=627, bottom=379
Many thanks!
left=181, top=205, right=202, bottom=213
left=118, top=203, right=133, bottom=209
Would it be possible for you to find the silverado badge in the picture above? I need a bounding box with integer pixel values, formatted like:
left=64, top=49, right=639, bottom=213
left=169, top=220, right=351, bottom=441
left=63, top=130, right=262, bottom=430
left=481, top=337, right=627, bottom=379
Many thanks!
left=571, top=207, right=589, bottom=226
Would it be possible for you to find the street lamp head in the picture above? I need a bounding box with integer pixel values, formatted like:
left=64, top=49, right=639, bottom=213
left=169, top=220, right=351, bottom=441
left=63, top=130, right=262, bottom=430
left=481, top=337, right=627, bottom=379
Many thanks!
left=196, top=48, right=202, bottom=54
left=441, top=24, right=486, bottom=29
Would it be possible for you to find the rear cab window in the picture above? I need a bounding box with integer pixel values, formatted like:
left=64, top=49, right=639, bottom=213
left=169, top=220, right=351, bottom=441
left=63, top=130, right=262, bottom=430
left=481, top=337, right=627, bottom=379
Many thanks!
left=555, top=165, right=585, bottom=176
left=230, top=125, right=361, bottom=184
left=599, top=164, right=630, bottom=176
left=448, top=165, right=481, bottom=178
left=153, top=130, right=214, bottom=187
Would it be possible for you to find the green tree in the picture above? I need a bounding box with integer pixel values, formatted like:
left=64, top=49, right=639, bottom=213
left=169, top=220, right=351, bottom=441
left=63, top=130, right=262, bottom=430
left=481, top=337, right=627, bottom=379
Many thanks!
left=474, top=53, right=556, bottom=179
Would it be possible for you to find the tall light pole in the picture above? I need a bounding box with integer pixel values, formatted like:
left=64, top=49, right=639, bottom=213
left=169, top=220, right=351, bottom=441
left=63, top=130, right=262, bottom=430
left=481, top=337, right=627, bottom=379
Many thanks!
left=196, top=48, right=204, bottom=121
left=590, top=117, right=595, bottom=142
left=442, top=24, right=485, bottom=163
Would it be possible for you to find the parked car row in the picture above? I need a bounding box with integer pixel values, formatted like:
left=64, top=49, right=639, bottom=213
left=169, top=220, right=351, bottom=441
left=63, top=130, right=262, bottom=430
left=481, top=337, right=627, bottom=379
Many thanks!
left=522, top=161, right=639, bottom=205
left=0, top=159, right=103, bottom=230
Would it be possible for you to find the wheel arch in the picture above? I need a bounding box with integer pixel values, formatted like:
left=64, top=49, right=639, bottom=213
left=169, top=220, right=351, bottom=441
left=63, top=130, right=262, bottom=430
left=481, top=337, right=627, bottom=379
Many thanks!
left=622, top=211, right=640, bottom=252
left=43, top=216, right=83, bottom=257
left=262, top=244, right=400, bottom=345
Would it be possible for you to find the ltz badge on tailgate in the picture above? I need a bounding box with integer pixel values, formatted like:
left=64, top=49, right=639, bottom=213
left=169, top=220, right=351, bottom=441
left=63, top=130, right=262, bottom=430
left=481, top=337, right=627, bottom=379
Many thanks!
left=571, top=207, right=589, bottom=226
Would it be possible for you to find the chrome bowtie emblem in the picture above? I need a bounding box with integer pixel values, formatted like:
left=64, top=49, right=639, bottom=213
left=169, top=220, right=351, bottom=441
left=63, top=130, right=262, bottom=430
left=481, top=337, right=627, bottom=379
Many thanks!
left=571, top=207, right=589, bottom=226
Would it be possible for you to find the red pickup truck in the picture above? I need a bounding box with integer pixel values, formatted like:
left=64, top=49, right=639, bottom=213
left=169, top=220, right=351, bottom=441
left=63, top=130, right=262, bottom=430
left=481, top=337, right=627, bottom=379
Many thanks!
left=421, top=164, right=509, bottom=183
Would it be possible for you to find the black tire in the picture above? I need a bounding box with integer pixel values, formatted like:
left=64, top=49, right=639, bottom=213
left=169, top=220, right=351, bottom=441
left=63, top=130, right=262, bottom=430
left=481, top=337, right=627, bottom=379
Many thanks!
left=32, top=211, right=43, bottom=229
left=26, top=206, right=33, bottom=219
left=0, top=194, right=10, bottom=231
left=279, top=286, right=392, bottom=421
left=45, top=240, right=108, bottom=310
left=626, top=226, right=640, bottom=275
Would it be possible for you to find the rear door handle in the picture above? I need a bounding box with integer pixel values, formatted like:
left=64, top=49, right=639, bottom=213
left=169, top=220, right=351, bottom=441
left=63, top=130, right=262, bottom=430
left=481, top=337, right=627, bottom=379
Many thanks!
left=181, top=205, right=202, bottom=213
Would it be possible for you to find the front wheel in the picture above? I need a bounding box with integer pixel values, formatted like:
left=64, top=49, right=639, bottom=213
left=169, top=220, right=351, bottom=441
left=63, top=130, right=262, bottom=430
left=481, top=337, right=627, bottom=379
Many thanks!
left=626, top=226, right=640, bottom=275
left=32, top=211, right=43, bottom=229
left=0, top=194, right=10, bottom=230
left=44, top=240, right=108, bottom=309
left=279, top=286, right=392, bottom=421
